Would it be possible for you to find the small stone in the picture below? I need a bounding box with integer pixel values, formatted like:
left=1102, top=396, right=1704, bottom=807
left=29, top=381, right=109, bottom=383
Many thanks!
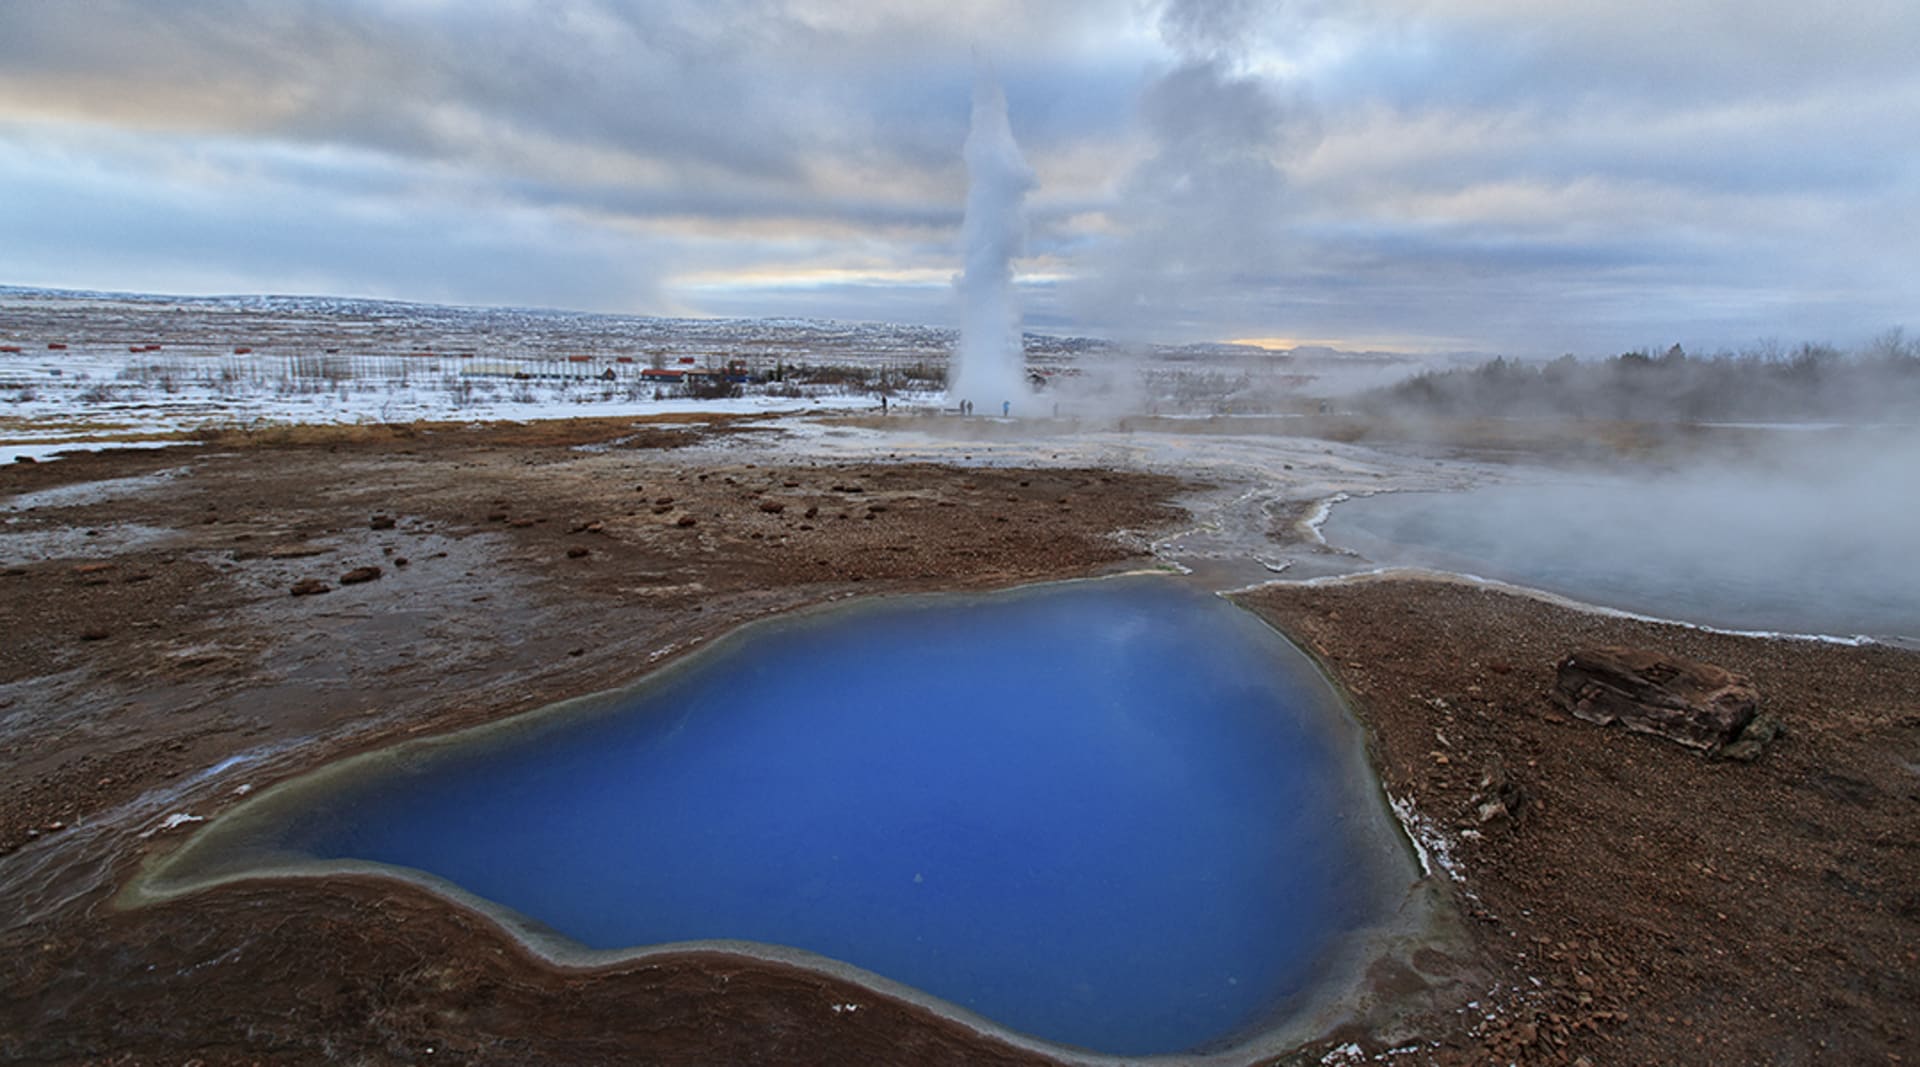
left=566, top=547, right=590, bottom=559
left=675, top=515, right=698, bottom=528
left=1720, top=712, right=1785, bottom=762
left=759, top=501, right=786, bottom=513
left=507, top=517, right=536, bottom=528
left=79, top=628, right=112, bottom=641
left=339, top=566, right=382, bottom=585
left=486, top=511, right=508, bottom=522
left=268, top=545, right=327, bottom=559
left=370, top=514, right=396, bottom=530
left=393, top=557, right=409, bottom=567
left=290, top=578, right=331, bottom=596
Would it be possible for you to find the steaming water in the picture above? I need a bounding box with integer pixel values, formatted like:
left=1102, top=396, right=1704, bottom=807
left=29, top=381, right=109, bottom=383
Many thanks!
left=1325, top=480, right=1920, bottom=643
left=948, top=73, right=1034, bottom=415
left=156, top=579, right=1406, bottom=1056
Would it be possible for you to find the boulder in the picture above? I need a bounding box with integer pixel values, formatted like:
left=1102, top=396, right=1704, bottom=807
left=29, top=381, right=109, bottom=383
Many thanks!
left=1552, top=646, right=1758, bottom=754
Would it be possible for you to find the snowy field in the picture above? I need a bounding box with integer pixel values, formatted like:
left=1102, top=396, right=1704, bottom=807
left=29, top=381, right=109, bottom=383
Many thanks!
left=0, top=345, right=933, bottom=461
left=0, top=287, right=982, bottom=458
left=1, top=286, right=1426, bottom=461
left=0, top=337, right=924, bottom=456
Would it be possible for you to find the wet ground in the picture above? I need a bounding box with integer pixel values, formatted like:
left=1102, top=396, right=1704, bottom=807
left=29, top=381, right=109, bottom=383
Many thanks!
left=1, top=412, right=1915, bottom=1065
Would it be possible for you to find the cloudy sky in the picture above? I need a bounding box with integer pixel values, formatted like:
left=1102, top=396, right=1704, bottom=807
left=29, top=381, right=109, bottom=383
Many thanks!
left=2, top=1, right=1916, bottom=355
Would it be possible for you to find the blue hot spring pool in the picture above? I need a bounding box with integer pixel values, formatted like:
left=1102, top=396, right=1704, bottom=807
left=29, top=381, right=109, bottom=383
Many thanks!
left=140, top=579, right=1410, bottom=1056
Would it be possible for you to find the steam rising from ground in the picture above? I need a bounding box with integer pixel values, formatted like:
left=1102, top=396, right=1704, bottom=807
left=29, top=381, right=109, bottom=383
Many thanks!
left=1070, top=0, right=1314, bottom=342
left=948, top=72, right=1035, bottom=416
left=1042, top=0, right=1320, bottom=422
left=1325, top=428, right=1920, bottom=642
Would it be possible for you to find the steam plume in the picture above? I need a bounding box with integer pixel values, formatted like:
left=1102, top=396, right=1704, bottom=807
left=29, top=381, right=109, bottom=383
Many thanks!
left=949, top=70, right=1035, bottom=415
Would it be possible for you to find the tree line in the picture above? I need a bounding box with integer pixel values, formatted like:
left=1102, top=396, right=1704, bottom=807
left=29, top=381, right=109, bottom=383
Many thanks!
left=1363, top=331, right=1920, bottom=421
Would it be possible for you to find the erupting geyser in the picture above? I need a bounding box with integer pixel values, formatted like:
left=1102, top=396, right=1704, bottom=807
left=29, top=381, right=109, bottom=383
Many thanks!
left=949, top=72, right=1035, bottom=415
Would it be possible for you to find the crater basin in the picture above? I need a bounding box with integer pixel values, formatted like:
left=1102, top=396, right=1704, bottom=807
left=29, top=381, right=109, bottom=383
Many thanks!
left=136, top=578, right=1413, bottom=1057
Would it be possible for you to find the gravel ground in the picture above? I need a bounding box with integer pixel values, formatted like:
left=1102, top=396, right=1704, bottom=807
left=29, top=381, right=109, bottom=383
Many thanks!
left=1241, top=577, right=1920, bottom=1066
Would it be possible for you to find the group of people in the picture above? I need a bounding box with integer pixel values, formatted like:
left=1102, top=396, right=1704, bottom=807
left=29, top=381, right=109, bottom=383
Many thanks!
left=954, top=399, right=1010, bottom=416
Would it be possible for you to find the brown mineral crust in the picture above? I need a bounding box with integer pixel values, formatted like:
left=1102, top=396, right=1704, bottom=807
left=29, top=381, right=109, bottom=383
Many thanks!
left=1239, top=577, right=1920, bottom=1066
left=15, top=877, right=1058, bottom=1067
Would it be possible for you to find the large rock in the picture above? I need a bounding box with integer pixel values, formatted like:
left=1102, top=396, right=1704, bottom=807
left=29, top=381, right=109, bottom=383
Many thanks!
left=1552, top=646, right=1758, bottom=754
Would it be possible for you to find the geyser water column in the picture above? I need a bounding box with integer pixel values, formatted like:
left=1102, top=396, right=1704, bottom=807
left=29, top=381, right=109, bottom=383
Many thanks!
left=949, top=71, right=1035, bottom=415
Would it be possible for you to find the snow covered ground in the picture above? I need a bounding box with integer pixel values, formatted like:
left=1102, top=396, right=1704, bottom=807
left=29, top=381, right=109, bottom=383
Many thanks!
left=0, top=287, right=968, bottom=458
left=0, top=341, right=917, bottom=449
left=1, top=285, right=1426, bottom=461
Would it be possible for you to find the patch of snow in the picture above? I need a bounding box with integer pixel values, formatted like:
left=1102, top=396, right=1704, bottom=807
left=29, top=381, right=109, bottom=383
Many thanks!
left=1389, top=793, right=1463, bottom=883
left=146, top=812, right=205, bottom=836
left=2, top=440, right=197, bottom=464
